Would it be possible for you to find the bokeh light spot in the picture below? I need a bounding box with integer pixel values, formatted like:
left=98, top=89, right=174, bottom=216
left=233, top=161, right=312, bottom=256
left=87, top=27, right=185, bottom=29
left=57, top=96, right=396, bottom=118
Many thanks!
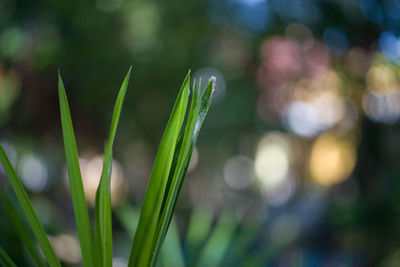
left=65, top=154, right=126, bottom=206
left=309, top=134, right=356, bottom=187
left=360, top=0, right=383, bottom=23
left=255, top=133, right=291, bottom=192
left=379, top=32, right=400, bottom=64
left=49, top=234, right=82, bottom=264
left=19, top=153, right=48, bottom=192
left=284, top=101, right=321, bottom=137
left=223, top=155, right=254, bottom=190
left=274, top=0, right=321, bottom=25
left=362, top=89, right=400, bottom=124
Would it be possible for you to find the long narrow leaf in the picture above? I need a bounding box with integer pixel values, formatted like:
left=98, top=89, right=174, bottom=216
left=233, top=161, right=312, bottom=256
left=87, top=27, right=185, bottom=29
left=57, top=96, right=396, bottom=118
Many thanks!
left=115, top=205, right=184, bottom=267
left=96, top=67, right=132, bottom=267
left=94, top=190, right=103, bottom=267
left=151, top=78, right=214, bottom=266
left=0, top=145, right=60, bottom=267
left=128, top=71, right=191, bottom=267
left=58, top=73, right=94, bottom=267
left=149, top=78, right=199, bottom=265
left=1, top=190, right=45, bottom=267
left=0, top=247, right=17, bottom=267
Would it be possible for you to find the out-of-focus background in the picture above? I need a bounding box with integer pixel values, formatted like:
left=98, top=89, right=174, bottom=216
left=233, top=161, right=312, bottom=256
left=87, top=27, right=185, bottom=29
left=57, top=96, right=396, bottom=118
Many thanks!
left=1, top=0, right=400, bottom=266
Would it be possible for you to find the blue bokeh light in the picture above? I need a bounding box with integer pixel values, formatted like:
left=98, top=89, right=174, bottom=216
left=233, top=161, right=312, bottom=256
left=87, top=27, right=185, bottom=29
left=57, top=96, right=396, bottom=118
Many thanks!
left=207, top=0, right=274, bottom=34
left=379, top=32, right=400, bottom=64
left=231, top=0, right=274, bottom=33
left=274, top=0, right=321, bottom=25
left=359, top=0, right=383, bottom=23
left=323, top=27, right=349, bottom=56
left=383, top=0, right=400, bottom=24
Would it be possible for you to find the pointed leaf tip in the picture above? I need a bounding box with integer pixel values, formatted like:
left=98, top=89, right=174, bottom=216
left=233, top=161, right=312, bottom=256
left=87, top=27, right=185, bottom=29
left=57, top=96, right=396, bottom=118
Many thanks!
left=58, top=75, right=94, bottom=267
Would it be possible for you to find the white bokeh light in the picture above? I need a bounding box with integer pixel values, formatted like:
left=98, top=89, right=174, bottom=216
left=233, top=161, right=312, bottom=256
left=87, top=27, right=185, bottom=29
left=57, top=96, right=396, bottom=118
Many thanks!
left=223, top=155, right=254, bottom=190
left=19, top=153, right=48, bottom=192
left=255, top=133, right=291, bottom=192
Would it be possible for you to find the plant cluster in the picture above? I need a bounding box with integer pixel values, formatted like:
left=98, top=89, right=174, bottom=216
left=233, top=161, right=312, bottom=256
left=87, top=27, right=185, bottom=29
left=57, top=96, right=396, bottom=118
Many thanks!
left=0, top=68, right=214, bottom=267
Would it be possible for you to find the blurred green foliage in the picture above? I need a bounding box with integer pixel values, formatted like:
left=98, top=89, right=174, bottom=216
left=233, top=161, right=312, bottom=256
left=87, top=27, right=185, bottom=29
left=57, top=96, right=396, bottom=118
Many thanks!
left=2, top=0, right=400, bottom=266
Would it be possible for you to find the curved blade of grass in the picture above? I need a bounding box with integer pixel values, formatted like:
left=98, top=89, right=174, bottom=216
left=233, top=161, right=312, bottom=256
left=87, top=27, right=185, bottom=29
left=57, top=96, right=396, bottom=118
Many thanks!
left=0, top=247, right=17, bottom=267
left=150, top=78, right=214, bottom=266
left=148, top=78, right=198, bottom=265
left=95, top=66, right=132, bottom=267
left=58, top=72, right=94, bottom=267
left=1, top=189, right=45, bottom=267
left=0, top=145, right=60, bottom=267
left=94, top=190, right=103, bottom=267
left=128, top=71, right=190, bottom=267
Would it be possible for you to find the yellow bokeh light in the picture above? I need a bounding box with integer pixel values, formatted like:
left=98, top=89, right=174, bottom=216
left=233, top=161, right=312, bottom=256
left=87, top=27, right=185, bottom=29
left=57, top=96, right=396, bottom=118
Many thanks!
left=65, top=155, right=127, bottom=206
left=366, top=64, right=397, bottom=93
left=309, top=134, right=356, bottom=187
left=310, top=69, right=342, bottom=92
left=48, top=234, right=81, bottom=264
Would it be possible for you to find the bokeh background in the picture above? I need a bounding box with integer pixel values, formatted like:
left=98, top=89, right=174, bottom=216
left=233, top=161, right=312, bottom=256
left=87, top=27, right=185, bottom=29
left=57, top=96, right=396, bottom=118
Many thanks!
left=1, top=0, right=400, bottom=266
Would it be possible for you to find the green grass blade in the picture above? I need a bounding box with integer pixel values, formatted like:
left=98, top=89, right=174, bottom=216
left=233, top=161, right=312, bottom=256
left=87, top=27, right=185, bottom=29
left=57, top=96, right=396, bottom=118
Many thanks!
left=94, top=191, right=103, bottom=267
left=128, top=71, right=190, bottom=267
left=58, top=72, right=94, bottom=267
left=96, top=67, right=132, bottom=267
left=0, top=247, right=17, bottom=267
left=97, top=160, right=112, bottom=267
left=150, top=78, right=214, bottom=266
left=115, top=205, right=184, bottom=267
left=148, top=78, right=199, bottom=265
left=0, top=145, right=60, bottom=267
left=1, top=190, right=46, bottom=267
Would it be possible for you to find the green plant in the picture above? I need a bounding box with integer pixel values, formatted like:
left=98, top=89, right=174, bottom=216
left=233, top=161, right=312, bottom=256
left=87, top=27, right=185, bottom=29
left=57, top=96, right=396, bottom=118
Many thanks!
left=0, top=68, right=214, bottom=267
left=116, top=204, right=272, bottom=267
